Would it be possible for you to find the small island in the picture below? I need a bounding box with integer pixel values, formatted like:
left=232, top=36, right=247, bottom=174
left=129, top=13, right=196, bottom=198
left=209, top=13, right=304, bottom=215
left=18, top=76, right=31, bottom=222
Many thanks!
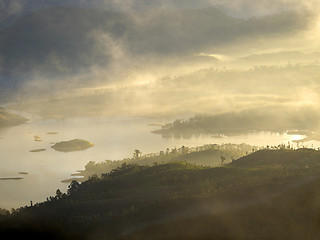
left=30, top=149, right=46, bottom=153
left=34, top=135, right=42, bottom=142
left=51, top=139, right=94, bottom=152
left=0, top=177, right=23, bottom=180
left=46, top=132, right=59, bottom=135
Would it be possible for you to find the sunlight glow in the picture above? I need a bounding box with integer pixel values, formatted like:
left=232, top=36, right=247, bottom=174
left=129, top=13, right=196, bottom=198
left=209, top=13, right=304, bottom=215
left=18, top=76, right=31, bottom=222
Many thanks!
left=290, top=135, right=305, bottom=141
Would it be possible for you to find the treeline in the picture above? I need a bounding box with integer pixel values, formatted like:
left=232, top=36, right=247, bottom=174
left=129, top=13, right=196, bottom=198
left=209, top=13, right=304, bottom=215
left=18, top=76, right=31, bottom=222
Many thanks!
left=2, top=148, right=320, bottom=239
left=71, top=143, right=255, bottom=182
left=153, top=104, right=320, bottom=138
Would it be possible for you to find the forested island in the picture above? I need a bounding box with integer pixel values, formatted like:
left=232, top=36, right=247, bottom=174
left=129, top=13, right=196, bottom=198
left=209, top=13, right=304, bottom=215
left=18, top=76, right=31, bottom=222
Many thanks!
left=51, top=139, right=94, bottom=152
left=1, top=146, right=320, bottom=239
left=153, top=106, right=319, bottom=138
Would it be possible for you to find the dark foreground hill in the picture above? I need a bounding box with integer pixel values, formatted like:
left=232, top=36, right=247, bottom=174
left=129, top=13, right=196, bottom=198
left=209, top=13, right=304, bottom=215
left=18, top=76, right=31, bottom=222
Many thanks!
left=1, top=148, right=320, bottom=239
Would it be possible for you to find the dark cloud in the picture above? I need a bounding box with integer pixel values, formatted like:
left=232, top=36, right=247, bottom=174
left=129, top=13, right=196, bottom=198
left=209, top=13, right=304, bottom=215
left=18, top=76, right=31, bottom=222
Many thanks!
left=0, top=6, right=315, bottom=90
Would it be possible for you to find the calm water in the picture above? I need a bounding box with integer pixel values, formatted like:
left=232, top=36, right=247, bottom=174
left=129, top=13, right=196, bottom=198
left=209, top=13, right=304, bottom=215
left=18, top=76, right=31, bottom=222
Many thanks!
left=0, top=116, right=317, bottom=209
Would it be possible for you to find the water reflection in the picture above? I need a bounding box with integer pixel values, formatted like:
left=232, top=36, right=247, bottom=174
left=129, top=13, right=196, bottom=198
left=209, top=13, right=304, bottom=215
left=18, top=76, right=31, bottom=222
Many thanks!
left=290, top=134, right=306, bottom=141
left=0, top=116, right=319, bottom=209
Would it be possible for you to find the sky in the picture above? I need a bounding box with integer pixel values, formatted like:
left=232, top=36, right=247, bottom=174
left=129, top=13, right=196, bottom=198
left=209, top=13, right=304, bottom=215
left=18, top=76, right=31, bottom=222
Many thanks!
left=0, top=0, right=319, bottom=125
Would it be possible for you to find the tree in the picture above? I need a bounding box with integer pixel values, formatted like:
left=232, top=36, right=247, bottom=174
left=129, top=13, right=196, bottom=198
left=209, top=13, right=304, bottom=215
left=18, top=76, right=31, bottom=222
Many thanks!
left=220, top=155, right=226, bottom=166
left=134, top=149, right=142, bottom=158
left=171, top=148, right=177, bottom=154
left=181, top=145, right=186, bottom=154
left=87, top=174, right=99, bottom=183
left=85, top=161, right=96, bottom=171
left=166, top=148, right=170, bottom=155
left=0, top=208, right=10, bottom=216
left=56, top=189, right=63, bottom=199
left=68, top=180, right=80, bottom=196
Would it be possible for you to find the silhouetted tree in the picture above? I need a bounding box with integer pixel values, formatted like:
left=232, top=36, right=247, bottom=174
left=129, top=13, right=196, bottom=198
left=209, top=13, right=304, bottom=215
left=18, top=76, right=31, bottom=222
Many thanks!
left=181, top=146, right=186, bottom=154
left=56, top=189, right=62, bottom=199
left=134, top=149, right=142, bottom=158
left=68, top=180, right=80, bottom=196
left=87, top=174, right=99, bottom=183
left=220, top=155, right=226, bottom=166
left=0, top=208, right=10, bottom=216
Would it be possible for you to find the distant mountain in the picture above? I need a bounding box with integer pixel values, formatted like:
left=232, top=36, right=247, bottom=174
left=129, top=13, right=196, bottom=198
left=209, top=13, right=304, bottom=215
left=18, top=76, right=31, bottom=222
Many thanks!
left=237, top=51, right=320, bottom=65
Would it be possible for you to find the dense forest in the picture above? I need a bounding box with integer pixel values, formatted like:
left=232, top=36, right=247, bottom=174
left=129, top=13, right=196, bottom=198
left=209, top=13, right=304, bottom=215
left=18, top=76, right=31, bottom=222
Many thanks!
left=1, top=147, right=320, bottom=239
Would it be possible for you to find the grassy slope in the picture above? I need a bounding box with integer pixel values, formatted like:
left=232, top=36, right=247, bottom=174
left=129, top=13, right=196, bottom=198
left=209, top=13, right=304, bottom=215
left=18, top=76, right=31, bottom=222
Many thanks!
left=123, top=175, right=320, bottom=240
left=1, top=149, right=320, bottom=239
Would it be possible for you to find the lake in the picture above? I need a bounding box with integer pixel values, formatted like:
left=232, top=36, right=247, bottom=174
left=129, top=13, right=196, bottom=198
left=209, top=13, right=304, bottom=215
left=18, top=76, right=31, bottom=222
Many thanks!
left=0, top=115, right=317, bottom=209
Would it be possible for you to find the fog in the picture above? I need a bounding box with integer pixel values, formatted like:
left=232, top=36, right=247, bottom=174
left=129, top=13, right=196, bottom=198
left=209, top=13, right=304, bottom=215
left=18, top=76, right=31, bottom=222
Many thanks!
left=0, top=1, right=317, bottom=131
left=1, top=0, right=320, bottom=204
left=2, top=1, right=320, bottom=238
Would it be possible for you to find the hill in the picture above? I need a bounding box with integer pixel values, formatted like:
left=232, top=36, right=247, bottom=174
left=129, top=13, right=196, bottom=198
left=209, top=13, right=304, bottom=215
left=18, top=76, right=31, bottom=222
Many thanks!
left=1, top=148, right=320, bottom=239
left=229, top=148, right=320, bottom=168
left=66, top=143, right=254, bottom=182
left=122, top=175, right=320, bottom=240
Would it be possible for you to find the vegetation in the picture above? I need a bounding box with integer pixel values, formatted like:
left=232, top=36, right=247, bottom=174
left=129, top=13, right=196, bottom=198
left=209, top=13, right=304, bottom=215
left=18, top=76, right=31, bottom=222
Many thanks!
left=153, top=104, right=320, bottom=138
left=2, top=2, right=320, bottom=239
left=1, top=148, right=320, bottom=239
left=0, top=177, right=23, bottom=181
left=51, top=139, right=94, bottom=152
left=30, top=149, right=46, bottom=153
left=67, top=143, right=254, bottom=182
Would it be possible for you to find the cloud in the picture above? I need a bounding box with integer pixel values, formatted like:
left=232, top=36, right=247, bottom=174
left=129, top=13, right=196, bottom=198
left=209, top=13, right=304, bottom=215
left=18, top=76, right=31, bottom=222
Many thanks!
left=7, top=0, right=24, bottom=15
left=0, top=0, right=24, bottom=24
left=188, top=0, right=316, bottom=18
left=0, top=1, right=319, bottom=113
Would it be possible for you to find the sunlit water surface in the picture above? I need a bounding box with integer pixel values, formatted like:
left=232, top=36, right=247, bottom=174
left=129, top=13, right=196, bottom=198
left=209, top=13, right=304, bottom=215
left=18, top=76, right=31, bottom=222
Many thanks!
left=0, top=116, right=317, bottom=209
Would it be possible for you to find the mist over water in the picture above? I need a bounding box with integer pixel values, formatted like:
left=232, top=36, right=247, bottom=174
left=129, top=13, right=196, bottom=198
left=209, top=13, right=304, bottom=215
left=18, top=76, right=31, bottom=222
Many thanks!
left=0, top=114, right=318, bottom=209
left=1, top=0, right=320, bottom=210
